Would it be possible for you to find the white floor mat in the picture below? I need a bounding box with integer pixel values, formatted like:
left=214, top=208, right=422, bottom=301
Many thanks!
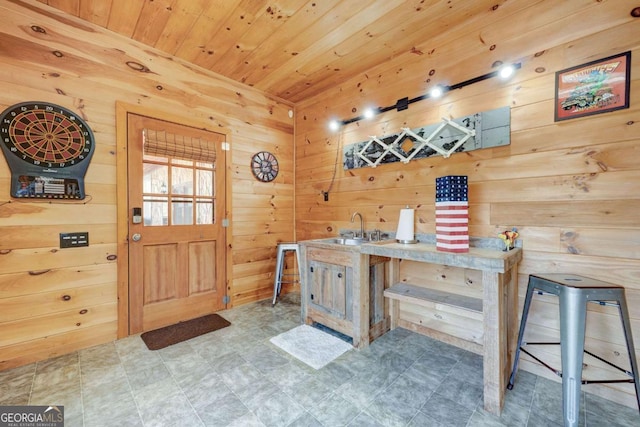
left=269, top=324, right=353, bottom=370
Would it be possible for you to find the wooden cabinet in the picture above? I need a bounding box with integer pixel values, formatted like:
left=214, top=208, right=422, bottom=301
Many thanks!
left=299, top=240, right=389, bottom=348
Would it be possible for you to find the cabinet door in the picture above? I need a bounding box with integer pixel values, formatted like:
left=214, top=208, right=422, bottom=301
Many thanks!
left=308, top=260, right=348, bottom=319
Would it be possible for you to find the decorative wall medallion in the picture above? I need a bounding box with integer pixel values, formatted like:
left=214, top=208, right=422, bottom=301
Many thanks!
left=251, top=151, right=278, bottom=182
left=0, top=101, right=95, bottom=199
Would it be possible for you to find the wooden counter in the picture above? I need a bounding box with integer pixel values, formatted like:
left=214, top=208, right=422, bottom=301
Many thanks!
left=361, top=240, right=520, bottom=272
left=360, top=239, right=522, bottom=416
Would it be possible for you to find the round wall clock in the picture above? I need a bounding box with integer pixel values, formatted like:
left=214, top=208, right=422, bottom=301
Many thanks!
left=251, top=151, right=279, bottom=182
left=0, top=101, right=95, bottom=199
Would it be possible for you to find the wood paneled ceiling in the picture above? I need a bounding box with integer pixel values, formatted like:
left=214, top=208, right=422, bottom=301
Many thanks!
left=35, top=0, right=515, bottom=103
left=36, top=0, right=637, bottom=104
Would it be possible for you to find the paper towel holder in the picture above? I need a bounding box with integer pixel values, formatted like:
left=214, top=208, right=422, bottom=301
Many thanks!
left=396, top=205, right=418, bottom=244
left=397, top=238, right=418, bottom=244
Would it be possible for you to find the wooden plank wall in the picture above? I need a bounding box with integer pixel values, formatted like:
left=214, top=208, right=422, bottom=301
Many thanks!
left=294, top=1, right=640, bottom=408
left=0, top=1, right=294, bottom=370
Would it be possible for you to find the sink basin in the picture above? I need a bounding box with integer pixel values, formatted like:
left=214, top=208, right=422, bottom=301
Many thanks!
left=331, top=237, right=365, bottom=246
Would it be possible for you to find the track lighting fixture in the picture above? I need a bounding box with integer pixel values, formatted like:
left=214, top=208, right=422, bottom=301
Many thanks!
left=429, top=85, right=445, bottom=98
left=328, top=63, right=521, bottom=130
left=363, top=108, right=376, bottom=120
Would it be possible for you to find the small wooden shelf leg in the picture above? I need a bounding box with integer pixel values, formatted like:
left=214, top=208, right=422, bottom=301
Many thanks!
left=389, top=299, right=399, bottom=330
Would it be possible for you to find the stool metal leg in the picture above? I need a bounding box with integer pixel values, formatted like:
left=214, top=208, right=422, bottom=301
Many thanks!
left=560, top=287, right=587, bottom=427
left=272, top=246, right=285, bottom=306
left=272, top=244, right=301, bottom=306
left=508, top=278, right=536, bottom=389
left=294, top=247, right=302, bottom=290
left=617, top=293, right=640, bottom=410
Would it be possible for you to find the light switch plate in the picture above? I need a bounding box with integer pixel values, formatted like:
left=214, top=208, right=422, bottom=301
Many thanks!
left=59, top=232, right=89, bottom=248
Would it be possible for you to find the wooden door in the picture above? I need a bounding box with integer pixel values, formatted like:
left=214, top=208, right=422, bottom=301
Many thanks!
left=308, top=260, right=348, bottom=320
left=127, top=113, right=226, bottom=333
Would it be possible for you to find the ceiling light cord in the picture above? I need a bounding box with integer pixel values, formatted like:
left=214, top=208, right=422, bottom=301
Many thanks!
left=323, top=132, right=342, bottom=200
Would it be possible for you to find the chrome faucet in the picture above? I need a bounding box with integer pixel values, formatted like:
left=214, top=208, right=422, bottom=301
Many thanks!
left=350, top=212, right=364, bottom=239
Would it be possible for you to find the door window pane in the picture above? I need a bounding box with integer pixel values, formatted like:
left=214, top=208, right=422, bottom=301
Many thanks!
left=196, top=199, right=214, bottom=224
left=144, top=197, right=168, bottom=226
left=196, top=161, right=214, bottom=168
left=143, top=153, right=168, bottom=162
left=143, top=164, right=168, bottom=194
left=172, top=158, right=193, bottom=166
left=172, top=167, right=193, bottom=195
left=172, top=198, right=193, bottom=225
left=196, top=170, right=213, bottom=197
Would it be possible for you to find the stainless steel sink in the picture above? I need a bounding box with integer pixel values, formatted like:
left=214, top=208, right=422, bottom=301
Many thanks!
left=330, top=237, right=365, bottom=246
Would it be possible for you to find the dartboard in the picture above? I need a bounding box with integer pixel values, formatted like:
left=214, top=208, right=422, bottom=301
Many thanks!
left=1, top=102, right=93, bottom=167
left=251, top=151, right=279, bottom=182
left=0, top=101, right=95, bottom=199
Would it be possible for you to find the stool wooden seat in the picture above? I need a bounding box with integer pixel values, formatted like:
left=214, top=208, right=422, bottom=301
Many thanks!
left=272, top=243, right=301, bottom=306
left=508, top=273, right=640, bottom=427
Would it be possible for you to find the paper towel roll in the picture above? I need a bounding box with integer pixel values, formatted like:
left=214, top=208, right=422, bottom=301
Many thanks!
left=396, top=208, right=415, bottom=243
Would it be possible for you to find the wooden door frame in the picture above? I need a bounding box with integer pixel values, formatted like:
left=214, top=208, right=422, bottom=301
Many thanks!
left=115, top=102, right=231, bottom=338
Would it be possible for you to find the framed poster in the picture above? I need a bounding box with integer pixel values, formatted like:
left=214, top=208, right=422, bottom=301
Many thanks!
left=555, top=51, right=631, bottom=121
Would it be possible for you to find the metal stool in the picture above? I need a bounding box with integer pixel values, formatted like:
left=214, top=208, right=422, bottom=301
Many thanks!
left=508, top=273, right=640, bottom=427
left=272, top=243, right=301, bottom=306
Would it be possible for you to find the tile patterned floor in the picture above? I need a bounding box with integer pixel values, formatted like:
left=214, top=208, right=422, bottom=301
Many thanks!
left=1, top=292, right=639, bottom=426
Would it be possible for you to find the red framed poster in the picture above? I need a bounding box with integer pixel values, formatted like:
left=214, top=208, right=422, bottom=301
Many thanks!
left=554, top=51, right=631, bottom=121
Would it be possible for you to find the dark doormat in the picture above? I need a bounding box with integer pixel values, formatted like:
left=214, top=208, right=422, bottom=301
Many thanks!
left=140, top=314, right=231, bottom=350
